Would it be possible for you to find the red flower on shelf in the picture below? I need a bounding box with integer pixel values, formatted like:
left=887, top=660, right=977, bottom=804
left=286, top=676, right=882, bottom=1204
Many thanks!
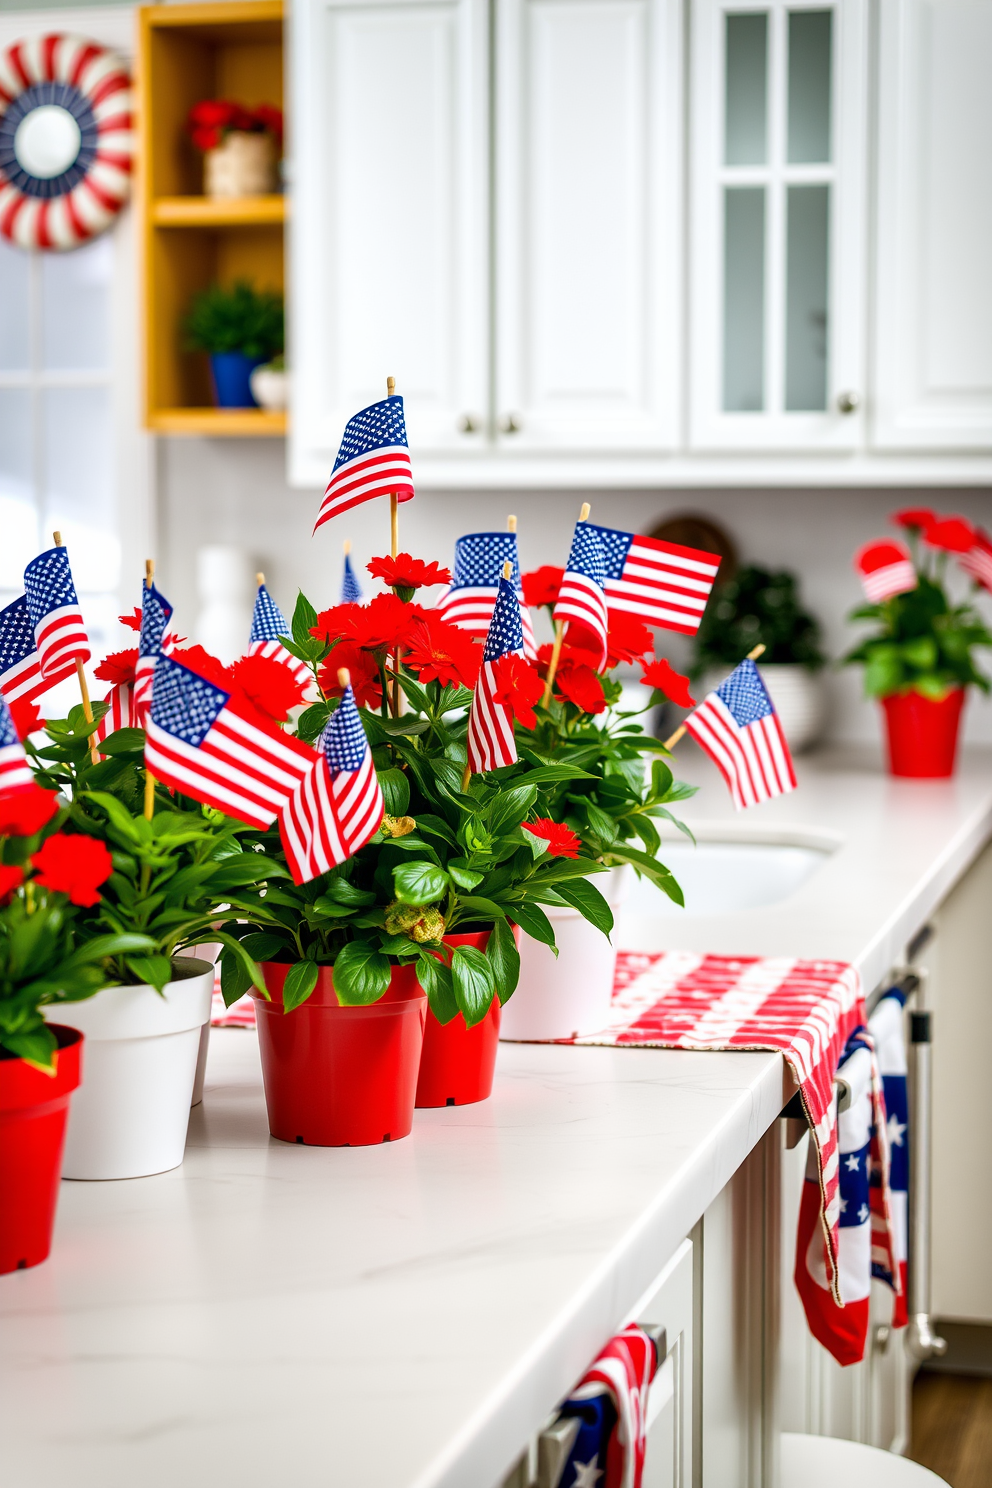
left=187, top=99, right=279, bottom=153
left=489, top=655, right=544, bottom=727
left=317, top=646, right=383, bottom=710
left=639, top=657, right=695, bottom=708
left=0, top=864, right=24, bottom=904
left=8, top=699, right=44, bottom=741
left=522, top=818, right=582, bottom=859
left=605, top=614, right=654, bottom=667
left=95, top=649, right=138, bottom=686
left=403, top=615, right=482, bottom=690
left=922, top=516, right=976, bottom=554
left=0, top=784, right=59, bottom=839
left=31, top=833, right=113, bottom=907
left=228, top=654, right=308, bottom=724
left=311, top=594, right=425, bottom=654
left=366, top=553, right=451, bottom=593
left=118, top=607, right=142, bottom=633
left=522, top=566, right=564, bottom=609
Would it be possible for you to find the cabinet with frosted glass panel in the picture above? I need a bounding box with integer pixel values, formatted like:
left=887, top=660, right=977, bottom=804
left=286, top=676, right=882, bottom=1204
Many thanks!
left=688, top=0, right=867, bottom=450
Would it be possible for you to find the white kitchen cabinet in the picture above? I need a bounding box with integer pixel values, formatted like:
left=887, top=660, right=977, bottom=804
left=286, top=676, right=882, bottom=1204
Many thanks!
left=637, top=1239, right=695, bottom=1487
left=688, top=0, right=868, bottom=450
left=873, top=0, right=992, bottom=450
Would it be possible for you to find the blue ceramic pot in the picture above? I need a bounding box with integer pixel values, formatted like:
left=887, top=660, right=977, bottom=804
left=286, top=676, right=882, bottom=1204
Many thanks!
left=209, top=352, right=264, bottom=408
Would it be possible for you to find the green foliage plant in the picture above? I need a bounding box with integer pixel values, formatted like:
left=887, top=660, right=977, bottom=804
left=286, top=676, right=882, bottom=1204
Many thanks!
left=692, top=565, right=825, bottom=676
left=184, top=280, right=284, bottom=360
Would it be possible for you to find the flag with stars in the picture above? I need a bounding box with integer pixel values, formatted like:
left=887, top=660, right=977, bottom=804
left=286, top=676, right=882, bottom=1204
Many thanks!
left=584, top=523, right=721, bottom=635
left=0, top=691, right=33, bottom=799
left=23, top=545, right=90, bottom=684
left=314, top=395, right=415, bottom=533
left=133, top=581, right=174, bottom=722
left=248, top=582, right=312, bottom=688
left=341, top=551, right=364, bottom=604
left=684, top=658, right=796, bottom=810
left=869, top=988, right=910, bottom=1328
left=552, top=521, right=609, bottom=669
left=278, top=683, right=384, bottom=884
left=553, top=1325, right=659, bottom=1488
left=436, top=531, right=537, bottom=660
left=144, top=653, right=318, bottom=829
left=94, top=681, right=139, bottom=748
left=466, top=575, right=525, bottom=774
left=0, top=595, right=46, bottom=704
left=854, top=539, right=918, bottom=604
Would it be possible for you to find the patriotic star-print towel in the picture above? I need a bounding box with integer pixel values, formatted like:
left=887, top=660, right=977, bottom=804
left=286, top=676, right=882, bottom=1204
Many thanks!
left=563, top=950, right=898, bottom=1358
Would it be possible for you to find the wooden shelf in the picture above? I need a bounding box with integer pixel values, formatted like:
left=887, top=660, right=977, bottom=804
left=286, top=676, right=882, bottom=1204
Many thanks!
left=148, top=407, right=287, bottom=436
left=152, top=194, right=286, bottom=226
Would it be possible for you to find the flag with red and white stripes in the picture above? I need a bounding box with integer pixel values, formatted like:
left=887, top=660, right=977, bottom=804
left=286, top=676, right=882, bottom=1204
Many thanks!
left=467, top=574, right=524, bottom=774
left=145, top=653, right=318, bottom=829
left=0, top=595, right=46, bottom=704
left=854, top=539, right=918, bottom=603
left=556, top=1325, right=659, bottom=1488
left=133, top=581, right=174, bottom=721
left=552, top=520, right=609, bottom=669
left=436, top=531, right=537, bottom=660
left=94, top=681, right=138, bottom=747
left=0, top=691, right=33, bottom=798
left=248, top=581, right=312, bottom=688
left=958, top=527, right=992, bottom=594
left=314, top=395, right=414, bottom=533
left=869, top=988, right=909, bottom=1328
left=23, top=545, right=90, bottom=684
left=585, top=525, right=721, bottom=636
left=684, top=658, right=796, bottom=810
left=278, top=683, right=383, bottom=884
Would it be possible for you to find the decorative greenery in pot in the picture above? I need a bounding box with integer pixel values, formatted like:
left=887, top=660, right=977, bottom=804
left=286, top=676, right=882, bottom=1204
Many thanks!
left=184, top=280, right=284, bottom=410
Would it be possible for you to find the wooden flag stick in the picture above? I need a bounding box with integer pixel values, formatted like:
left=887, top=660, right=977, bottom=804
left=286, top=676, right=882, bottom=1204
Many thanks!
left=662, top=643, right=767, bottom=751
left=143, top=558, right=157, bottom=817
left=256, top=570, right=265, bottom=587
left=541, top=502, right=591, bottom=707
left=507, top=514, right=517, bottom=533
left=343, top=540, right=351, bottom=557
left=386, top=376, right=399, bottom=558
left=53, top=530, right=98, bottom=762
left=338, top=667, right=351, bottom=689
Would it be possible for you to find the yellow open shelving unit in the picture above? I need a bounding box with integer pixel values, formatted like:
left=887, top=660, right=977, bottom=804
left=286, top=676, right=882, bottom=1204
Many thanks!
left=137, top=0, right=286, bottom=436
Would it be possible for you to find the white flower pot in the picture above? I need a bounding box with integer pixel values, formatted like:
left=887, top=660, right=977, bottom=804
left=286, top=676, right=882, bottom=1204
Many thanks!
left=204, top=131, right=277, bottom=198
left=191, top=1022, right=210, bottom=1107
left=43, top=959, right=213, bottom=1180
left=703, top=662, right=826, bottom=754
left=249, top=365, right=289, bottom=410
left=500, top=868, right=629, bottom=1042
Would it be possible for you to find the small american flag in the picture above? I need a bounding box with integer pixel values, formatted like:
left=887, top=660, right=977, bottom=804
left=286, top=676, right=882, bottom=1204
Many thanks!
left=133, top=581, right=174, bottom=721
left=552, top=521, right=609, bottom=668
left=278, top=684, right=384, bottom=885
left=585, top=524, right=721, bottom=635
left=958, top=528, right=992, bottom=594
left=145, top=653, right=317, bottom=829
left=436, top=531, right=537, bottom=659
left=341, top=551, right=364, bottom=603
left=94, top=683, right=139, bottom=747
left=869, top=988, right=909, bottom=1328
left=854, top=540, right=917, bottom=603
left=684, top=658, right=796, bottom=810
left=0, top=595, right=46, bottom=704
left=0, top=691, right=33, bottom=798
left=248, top=582, right=312, bottom=687
left=314, top=395, right=415, bottom=533
left=23, top=545, right=91, bottom=684
left=467, top=574, right=524, bottom=774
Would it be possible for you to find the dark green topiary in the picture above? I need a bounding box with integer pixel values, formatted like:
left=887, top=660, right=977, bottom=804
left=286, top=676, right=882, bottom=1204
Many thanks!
left=693, top=565, right=826, bottom=676
left=184, top=280, right=284, bottom=360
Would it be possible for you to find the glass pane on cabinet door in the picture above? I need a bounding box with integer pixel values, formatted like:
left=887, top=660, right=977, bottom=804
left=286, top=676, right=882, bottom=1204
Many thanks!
left=723, top=187, right=765, bottom=410
left=41, top=235, right=112, bottom=371
left=0, top=241, right=30, bottom=372
left=725, top=13, right=768, bottom=164
left=42, top=386, right=118, bottom=593
left=787, top=10, right=832, bottom=163
left=785, top=184, right=829, bottom=409
left=0, top=388, right=36, bottom=589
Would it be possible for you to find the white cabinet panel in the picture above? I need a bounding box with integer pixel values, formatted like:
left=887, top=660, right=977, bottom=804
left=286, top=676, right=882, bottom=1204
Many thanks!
left=873, top=0, right=992, bottom=449
left=495, top=0, right=681, bottom=450
left=290, top=0, right=487, bottom=485
left=632, top=1239, right=694, bottom=1488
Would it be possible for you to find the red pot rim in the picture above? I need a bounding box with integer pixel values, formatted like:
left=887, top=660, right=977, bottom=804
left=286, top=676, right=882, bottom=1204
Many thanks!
left=0, top=1025, right=83, bottom=1112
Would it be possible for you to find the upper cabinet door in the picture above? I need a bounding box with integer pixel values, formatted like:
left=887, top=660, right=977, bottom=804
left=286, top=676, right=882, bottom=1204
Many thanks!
left=873, top=0, right=992, bottom=450
left=688, top=0, right=868, bottom=449
left=289, top=0, right=488, bottom=487
left=494, top=0, right=682, bottom=452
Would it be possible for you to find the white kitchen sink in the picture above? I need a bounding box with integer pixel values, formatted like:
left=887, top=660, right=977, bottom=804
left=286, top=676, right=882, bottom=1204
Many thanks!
left=622, top=836, right=836, bottom=917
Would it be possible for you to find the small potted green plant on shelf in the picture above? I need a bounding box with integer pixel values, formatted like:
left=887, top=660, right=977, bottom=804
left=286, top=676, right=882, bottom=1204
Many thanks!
left=184, top=279, right=284, bottom=410
left=187, top=99, right=283, bottom=199
left=845, top=508, right=992, bottom=777
left=691, top=564, right=827, bottom=753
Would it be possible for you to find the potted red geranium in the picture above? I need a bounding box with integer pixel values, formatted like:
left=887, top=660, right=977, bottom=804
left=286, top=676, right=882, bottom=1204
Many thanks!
left=846, top=509, right=992, bottom=777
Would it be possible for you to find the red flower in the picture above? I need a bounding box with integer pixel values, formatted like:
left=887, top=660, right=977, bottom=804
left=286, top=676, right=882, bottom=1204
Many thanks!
left=228, top=654, right=308, bottom=723
left=892, top=507, right=938, bottom=534
left=0, top=864, right=23, bottom=904
left=118, top=607, right=142, bottom=633
left=522, top=818, right=582, bottom=859
left=0, top=785, right=59, bottom=838
left=170, top=645, right=234, bottom=690
left=190, top=125, right=222, bottom=151
left=31, top=833, right=113, bottom=907
left=317, top=646, right=383, bottom=709
left=605, top=614, right=654, bottom=667
left=252, top=103, right=284, bottom=142
left=522, top=566, right=564, bottom=609
left=403, top=615, right=481, bottom=689
left=489, top=655, right=544, bottom=727
left=923, top=516, right=976, bottom=554
left=639, top=657, right=695, bottom=708
left=311, top=594, right=424, bottom=653
left=95, top=648, right=138, bottom=685
left=534, top=641, right=607, bottom=714
left=366, top=553, right=452, bottom=592
left=8, top=699, right=44, bottom=741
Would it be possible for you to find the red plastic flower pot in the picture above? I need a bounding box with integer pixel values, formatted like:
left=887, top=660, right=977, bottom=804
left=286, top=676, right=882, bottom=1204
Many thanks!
left=251, top=964, right=427, bottom=1146
left=881, top=688, right=967, bottom=778
left=0, top=1026, right=82, bottom=1275
left=415, top=930, right=509, bottom=1109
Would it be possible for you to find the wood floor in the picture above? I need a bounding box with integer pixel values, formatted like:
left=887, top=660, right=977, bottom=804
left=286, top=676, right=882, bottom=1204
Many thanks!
left=910, top=1372, right=992, bottom=1486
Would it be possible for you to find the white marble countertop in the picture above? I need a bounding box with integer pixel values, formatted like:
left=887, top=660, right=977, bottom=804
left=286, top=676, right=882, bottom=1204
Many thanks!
left=3, top=745, right=992, bottom=1488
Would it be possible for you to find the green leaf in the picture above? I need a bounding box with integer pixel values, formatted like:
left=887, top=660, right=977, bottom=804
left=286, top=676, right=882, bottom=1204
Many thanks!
left=507, top=899, right=557, bottom=952
left=582, top=800, right=619, bottom=844
left=379, top=767, right=411, bottom=816
left=282, top=959, right=320, bottom=1012
left=451, top=945, right=496, bottom=1027
left=125, top=954, right=174, bottom=992
left=488, top=783, right=538, bottom=835
left=291, top=590, right=319, bottom=649
left=414, top=814, right=459, bottom=846
left=518, top=764, right=596, bottom=785
left=377, top=716, right=430, bottom=737
left=296, top=702, right=330, bottom=743
left=323, top=876, right=377, bottom=907
left=98, top=728, right=146, bottom=755
left=332, top=941, right=391, bottom=1006
left=901, top=636, right=938, bottom=670
left=1, top=1024, right=58, bottom=1070
left=416, top=952, right=459, bottom=1025
left=239, top=932, right=284, bottom=961
left=486, top=918, right=520, bottom=1005
left=220, top=949, right=253, bottom=1005
left=392, top=860, right=450, bottom=905
left=551, top=878, right=614, bottom=937
left=454, top=895, right=507, bottom=921
left=214, top=930, right=268, bottom=998
left=447, top=858, right=484, bottom=891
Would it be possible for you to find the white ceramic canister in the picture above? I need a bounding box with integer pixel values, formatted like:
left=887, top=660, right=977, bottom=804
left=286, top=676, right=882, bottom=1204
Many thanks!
left=500, top=867, right=629, bottom=1042
left=44, top=958, right=213, bottom=1180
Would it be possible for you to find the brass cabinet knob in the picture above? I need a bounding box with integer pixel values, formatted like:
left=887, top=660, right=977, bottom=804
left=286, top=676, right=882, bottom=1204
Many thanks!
left=499, top=412, right=521, bottom=434
left=837, top=390, right=861, bottom=415
left=458, top=413, right=480, bottom=434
